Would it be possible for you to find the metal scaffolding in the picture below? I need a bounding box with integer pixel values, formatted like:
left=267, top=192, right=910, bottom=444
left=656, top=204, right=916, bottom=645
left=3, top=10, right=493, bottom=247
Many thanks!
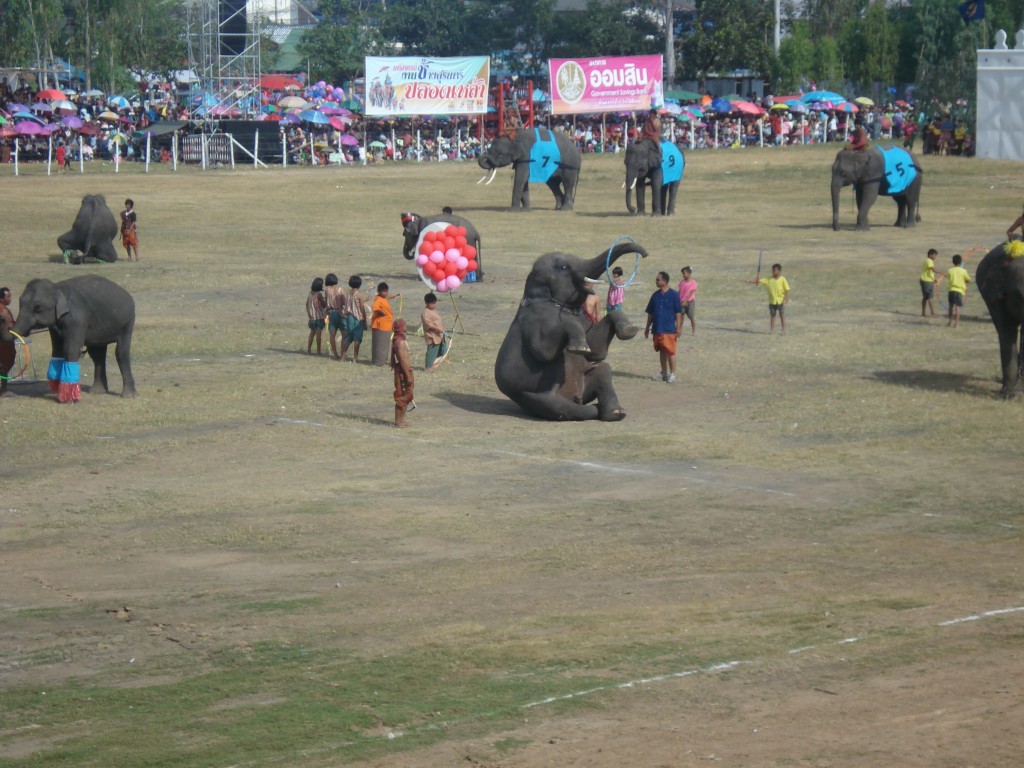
left=185, top=0, right=262, bottom=118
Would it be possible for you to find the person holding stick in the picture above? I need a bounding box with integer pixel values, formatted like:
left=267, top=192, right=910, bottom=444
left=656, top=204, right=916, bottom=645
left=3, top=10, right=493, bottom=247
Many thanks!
left=748, top=261, right=790, bottom=334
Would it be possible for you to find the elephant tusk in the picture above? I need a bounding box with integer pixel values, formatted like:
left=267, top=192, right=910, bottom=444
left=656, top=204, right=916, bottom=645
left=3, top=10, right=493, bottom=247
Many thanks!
left=484, top=167, right=497, bottom=185
left=630, top=179, right=637, bottom=190
left=476, top=172, right=488, bottom=184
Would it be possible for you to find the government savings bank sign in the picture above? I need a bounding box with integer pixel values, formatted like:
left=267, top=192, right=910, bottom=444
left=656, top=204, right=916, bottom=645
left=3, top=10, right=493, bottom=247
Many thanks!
left=549, top=55, right=663, bottom=115
left=364, top=56, right=490, bottom=116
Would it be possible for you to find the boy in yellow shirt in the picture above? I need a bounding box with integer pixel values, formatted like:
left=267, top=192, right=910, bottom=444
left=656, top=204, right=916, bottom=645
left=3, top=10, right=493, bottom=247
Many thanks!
left=751, top=263, right=791, bottom=334
left=945, top=254, right=971, bottom=328
left=919, top=248, right=944, bottom=317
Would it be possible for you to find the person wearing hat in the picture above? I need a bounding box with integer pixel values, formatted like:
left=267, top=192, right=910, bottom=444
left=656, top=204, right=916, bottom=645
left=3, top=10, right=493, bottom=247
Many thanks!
left=848, top=125, right=869, bottom=151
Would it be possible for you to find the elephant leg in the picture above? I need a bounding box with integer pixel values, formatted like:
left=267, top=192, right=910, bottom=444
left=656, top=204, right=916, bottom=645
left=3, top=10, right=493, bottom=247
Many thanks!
left=115, top=331, right=137, bottom=397
left=664, top=183, right=678, bottom=216
left=512, top=167, right=530, bottom=211
left=856, top=185, right=877, bottom=230
left=560, top=172, right=577, bottom=210
left=546, top=178, right=565, bottom=209
left=518, top=391, right=600, bottom=421
left=993, top=313, right=1022, bottom=397
left=580, top=362, right=625, bottom=421
left=584, top=311, right=639, bottom=363
left=87, top=344, right=109, bottom=394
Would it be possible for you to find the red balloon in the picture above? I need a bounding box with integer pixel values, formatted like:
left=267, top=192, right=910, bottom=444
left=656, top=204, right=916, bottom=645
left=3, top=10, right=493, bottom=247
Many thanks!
left=468, top=260, right=478, bottom=272
left=455, top=235, right=467, bottom=248
left=444, top=262, right=458, bottom=276
left=419, top=241, right=432, bottom=255
left=445, top=224, right=457, bottom=236
left=443, top=237, right=456, bottom=251
left=423, top=231, right=436, bottom=242
left=457, top=226, right=467, bottom=237
left=432, top=267, right=446, bottom=283
left=457, top=268, right=468, bottom=279
left=464, top=245, right=476, bottom=259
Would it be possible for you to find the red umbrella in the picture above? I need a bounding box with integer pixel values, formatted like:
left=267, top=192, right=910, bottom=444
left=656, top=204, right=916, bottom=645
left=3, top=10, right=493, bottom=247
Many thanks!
left=328, top=115, right=351, bottom=130
left=36, top=88, right=67, bottom=101
left=78, top=123, right=100, bottom=135
left=0, top=125, right=17, bottom=138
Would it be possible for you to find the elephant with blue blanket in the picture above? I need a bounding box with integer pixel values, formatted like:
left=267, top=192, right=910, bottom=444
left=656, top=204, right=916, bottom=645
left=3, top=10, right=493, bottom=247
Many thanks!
left=624, top=139, right=685, bottom=216
left=831, top=145, right=922, bottom=230
left=477, top=127, right=580, bottom=211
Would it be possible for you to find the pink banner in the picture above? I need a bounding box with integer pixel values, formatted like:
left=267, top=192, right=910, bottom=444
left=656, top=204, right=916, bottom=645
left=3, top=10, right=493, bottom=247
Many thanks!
left=548, top=55, right=663, bottom=115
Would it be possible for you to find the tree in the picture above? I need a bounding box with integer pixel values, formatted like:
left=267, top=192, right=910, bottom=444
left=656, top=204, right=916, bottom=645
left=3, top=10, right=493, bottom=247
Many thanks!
left=803, top=0, right=866, bottom=38
left=297, top=0, right=384, bottom=83
left=376, top=0, right=472, bottom=56
left=468, top=0, right=557, bottom=75
left=838, top=0, right=897, bottom=92
left=680, top=0, right=775, bottom=84
left=776, top=19, right=814, bottom=91
left=549, top=0, right=661, bottom=60
left=812, top=35, right=843, bottom=88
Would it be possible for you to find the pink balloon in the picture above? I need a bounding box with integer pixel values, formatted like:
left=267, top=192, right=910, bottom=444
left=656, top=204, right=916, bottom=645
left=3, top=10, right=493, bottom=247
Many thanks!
left=429, top=250, right=445, bottom=264
left=436, top=278, right=449, bottom=292
left=416, top=253, right=429, bottom=266
left=456, top=256, right=469, bottom=270
left=447, top=275, right=461, bottom=291
left=445, top=248, right=461, bottom=263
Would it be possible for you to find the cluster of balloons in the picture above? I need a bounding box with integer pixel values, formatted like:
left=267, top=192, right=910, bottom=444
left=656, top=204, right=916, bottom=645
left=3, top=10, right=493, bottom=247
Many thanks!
left=307, top=81, right=346, bottom=102
left=414, top=224, right=479, bottom=293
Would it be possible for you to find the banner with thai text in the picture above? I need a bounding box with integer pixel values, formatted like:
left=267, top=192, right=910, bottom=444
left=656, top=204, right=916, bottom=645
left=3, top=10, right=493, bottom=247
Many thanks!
left=548, top=55, right=663, bottom=115
left=363, top=56, right=490, bottom=115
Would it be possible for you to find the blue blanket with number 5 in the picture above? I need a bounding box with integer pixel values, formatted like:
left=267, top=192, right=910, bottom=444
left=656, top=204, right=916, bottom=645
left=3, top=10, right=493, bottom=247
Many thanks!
left=879, top=146, right=916, bottom=196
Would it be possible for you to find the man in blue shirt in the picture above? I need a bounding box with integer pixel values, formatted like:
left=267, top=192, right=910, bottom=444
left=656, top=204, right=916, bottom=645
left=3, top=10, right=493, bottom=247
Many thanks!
left=644, top=271, right=682, bottom=383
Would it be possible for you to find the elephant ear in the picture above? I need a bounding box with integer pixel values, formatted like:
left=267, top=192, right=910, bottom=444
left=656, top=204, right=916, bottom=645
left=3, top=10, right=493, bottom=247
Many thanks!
left=55, top=288, right=71, bottom=320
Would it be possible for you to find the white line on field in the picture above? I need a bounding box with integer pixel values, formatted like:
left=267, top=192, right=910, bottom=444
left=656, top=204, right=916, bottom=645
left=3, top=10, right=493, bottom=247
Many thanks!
left=274, top=418, right=797, bottom=495
left=522, top=661, right=744, bottom=709
left=937, top=605, right=1024, bottom=626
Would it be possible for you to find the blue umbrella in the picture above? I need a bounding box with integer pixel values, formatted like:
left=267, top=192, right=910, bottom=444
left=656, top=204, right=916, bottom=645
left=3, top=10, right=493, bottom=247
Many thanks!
left=299, top=109, right=330, bottom=125
left=802, top=90, right=844, bottom=103
left=12, top=111, right=46, bottom=124
left=708, top=97, right=733, bottom=113
left=108, top=95, right=130, bottom=109
left=785, top=100, right=807, bottom=113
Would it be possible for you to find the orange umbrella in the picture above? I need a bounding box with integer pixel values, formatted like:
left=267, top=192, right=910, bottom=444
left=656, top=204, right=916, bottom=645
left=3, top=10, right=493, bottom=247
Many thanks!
left=36, top=88, right=67, bottom=101
left=701, top=94, right=712, bottom=107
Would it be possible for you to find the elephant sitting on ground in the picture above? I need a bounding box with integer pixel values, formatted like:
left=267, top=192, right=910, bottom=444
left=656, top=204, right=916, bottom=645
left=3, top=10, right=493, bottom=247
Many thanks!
left=624, top=138, right=685, bottom=216
left=494, top=241, right=647, bottom=421
left=831, top=145, right=922, bottom=230
left=975, top=241, right=1024, bottom=398
left=401, top=211, right=483, bottom=278
left=477, top=127, right=580, bottom=211
left=57, top=194, right=119, bottom=263
left=0, top=275, right=136, bottom=403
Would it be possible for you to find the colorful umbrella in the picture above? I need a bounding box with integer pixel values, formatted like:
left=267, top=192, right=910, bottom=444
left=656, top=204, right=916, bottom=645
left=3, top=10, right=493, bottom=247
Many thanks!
left=84, top=88, right=105, bottom=97
left=12, top=111, right=46, bottom=124
left=78, top=123, right=100, bottom=135
left=339, top=134, right=359, bottom=146
left=836, top=101, right=859, bottom=113
left=732, top=100, right=765, bottom=116
left=61, top=115, right=83, bottom=129
left=0, top=125, right=17, bottom=137
left=51, top=99, right=78, bottom=115
left=36, top=88, right=67, bottom=101
left=97, top=111, right=119, bottom=122
left=299, top=109, right=330, bottom=125
left=0, top=115, right=6, bottom=124
left=107, top=95, right=130, bottom=109
left=708, top=97, right=733, bottom=113
left=770, top=103, right=790, bottom=111
left=802, top=90, right=844, bottom=104
left=664, top=89, right=702, bottom=101
left=277, top=95, right=308, bottom=109
left=30, top=102, right=52, bottom=114
left=328, top=116, right=351, bottom=130
left=853, top=96, right=874, bottom=107
left=15, top=121, right=46, bottom=135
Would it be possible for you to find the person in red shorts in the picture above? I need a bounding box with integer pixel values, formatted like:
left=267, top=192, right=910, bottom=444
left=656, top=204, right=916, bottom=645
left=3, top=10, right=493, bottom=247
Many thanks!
left=644, top=271, right=682, bottom=383
left=120, top=198, right=139, bottom=261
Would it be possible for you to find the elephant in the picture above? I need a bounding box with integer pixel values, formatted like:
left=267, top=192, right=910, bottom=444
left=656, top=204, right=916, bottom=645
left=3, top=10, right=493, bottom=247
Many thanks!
left=477, top=127, right=581, bottom=211
left=624, top=138, right=685, bottom=216
left=975, top=241, right=1024, bottom=398
left=494, top=240, right=647, bottom=421
left=57, top=194, right=119, bottom=263
left=401, top=211, right=483, bottom=278
left=831, top=146, right=922, bottom=230
left=0, top=275, right=136, bottom=403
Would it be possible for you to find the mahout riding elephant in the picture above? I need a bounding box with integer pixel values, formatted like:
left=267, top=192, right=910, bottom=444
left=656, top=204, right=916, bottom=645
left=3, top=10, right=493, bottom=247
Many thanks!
left=57, top=194, right=119, bottom=263
left=477, top=127, right=581, bottom=211
left=975, top=241, right=1024, bottom=398
left=494, top=240, right=647, bottom=421
left=0, top=275, right=136, bottom=403
left=401, top=211, right=483, bottom=278
left=831, top=145, right=922, bottom=230
left=624, top=139, right=685, bottom=216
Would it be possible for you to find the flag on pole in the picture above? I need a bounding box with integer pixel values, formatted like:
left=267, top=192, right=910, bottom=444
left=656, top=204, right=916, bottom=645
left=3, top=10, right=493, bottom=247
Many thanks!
left=958, top=0, right=985, bottom=23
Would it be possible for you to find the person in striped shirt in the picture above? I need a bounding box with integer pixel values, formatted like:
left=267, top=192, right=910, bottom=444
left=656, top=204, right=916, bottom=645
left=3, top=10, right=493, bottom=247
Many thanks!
left=306, top=277, right=326, bottom=355
left=606, top=266, right=625, bottom=313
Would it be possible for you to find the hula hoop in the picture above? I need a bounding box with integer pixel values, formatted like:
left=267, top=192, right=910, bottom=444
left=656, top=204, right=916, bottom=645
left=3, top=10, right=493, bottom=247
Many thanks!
left=937, top=246, right=984, bottom=310
left=606, top=235, right=642, bottom=287
left=0, top=330, right=30, bottom=381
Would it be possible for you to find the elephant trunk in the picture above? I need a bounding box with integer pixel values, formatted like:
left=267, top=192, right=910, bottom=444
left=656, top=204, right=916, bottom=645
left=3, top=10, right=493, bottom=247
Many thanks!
left=583, top=241, right=648, bottom=280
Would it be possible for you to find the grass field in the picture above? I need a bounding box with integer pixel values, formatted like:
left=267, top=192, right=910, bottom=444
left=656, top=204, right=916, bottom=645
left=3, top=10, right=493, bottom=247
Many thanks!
left=1, top=144, right=1022, bottom=767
